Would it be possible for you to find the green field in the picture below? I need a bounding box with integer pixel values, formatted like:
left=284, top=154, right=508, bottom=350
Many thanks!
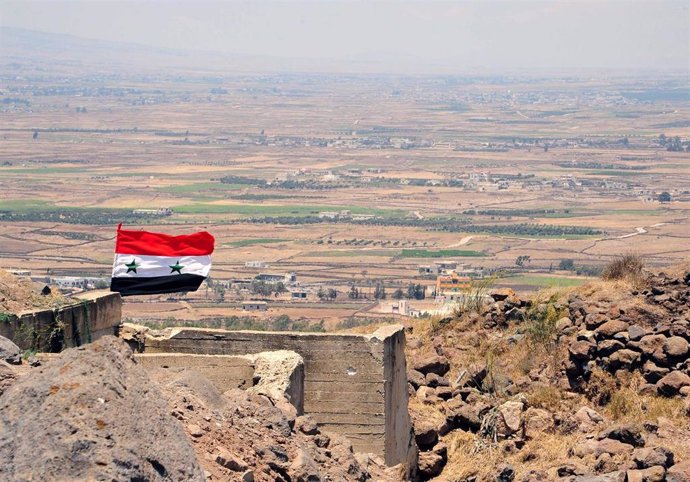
left=159, top=182, right=245, bottom=194
left=175, top=203, right=403, bottom=217
left=0, top=167, right=87, bottom=174
left=400, top=249, right=486, bottom=258
left=302, top=249, right=394, bottom=257
left=0, top=199, right=55, bottom=211
left=225, top=238, right=290, bottom=247
left=504, top=274, right=592, bottom=288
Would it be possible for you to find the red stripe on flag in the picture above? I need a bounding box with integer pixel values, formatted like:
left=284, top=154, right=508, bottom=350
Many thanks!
left=115, top=227, right=215, bottom=256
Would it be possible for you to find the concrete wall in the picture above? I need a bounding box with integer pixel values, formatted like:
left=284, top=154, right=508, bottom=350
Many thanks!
left=0, top=291, right=122, bottom=352
left=140, top=325, right=416, bottom=468
left=135, top=353, right=255, bottom=391
left=135, top=350, right=305, bottom=414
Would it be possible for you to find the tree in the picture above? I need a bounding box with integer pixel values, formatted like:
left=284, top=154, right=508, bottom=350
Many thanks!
left=406, top=283, right=416, bottom=299
left=32, top=130, right=39, bottom=140
left=414, top=284, right=426, bottom=300
left=373, top=282, right=387, bottom=300
left=275, top=282, right=287, bottom=294
left=515, top=255, right=531, bottom=267
left=348, top=284, right=359, bottom=300
left=658, top=191, right=672, bottom=203
left=667, top=137, right=684, bottom=152
left=317, top=287, right=326, bottom=300
left=559, top=259, right=575, bottom=271
left=327, top=288, right=338, bottom=300
left=94, top=279, right=109, bottom=289
left=392, top=288, right=404, bottom=300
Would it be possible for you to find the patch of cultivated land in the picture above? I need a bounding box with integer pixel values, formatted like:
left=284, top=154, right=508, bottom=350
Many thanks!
left=1, top=67, right=689, bottom=327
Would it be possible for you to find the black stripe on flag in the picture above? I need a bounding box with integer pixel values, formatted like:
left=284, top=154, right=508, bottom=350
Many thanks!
left=110, top=274, right=206, bottom=296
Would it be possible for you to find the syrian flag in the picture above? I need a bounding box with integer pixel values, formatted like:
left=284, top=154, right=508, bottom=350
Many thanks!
left=110, top=225, right=215, bottom=296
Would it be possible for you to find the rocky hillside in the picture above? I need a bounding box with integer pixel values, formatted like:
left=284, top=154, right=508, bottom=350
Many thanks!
left=0, top=335, right=395, bottom=482
left=0, top=268, right=66, bottom=313
left=405, top=265, right=690, bottom=481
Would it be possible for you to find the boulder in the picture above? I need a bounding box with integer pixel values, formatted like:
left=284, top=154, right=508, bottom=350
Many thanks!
left=416, top=386, right=441, bottom=404
left=435, top=386, right=454, bottom=400
left=626, top=466, right=665, bottom=482
left=457, top=363, right=488, bottom=389
left=0, top=336, right=21, bottom=365
left=523, top=407, right=554, bottom=437
left=414, top=421, right=439, bottom=450
left=497, top=400, right=524, bottom=438
left=417, top=450, right=445, bottom=479
left=0, top=336, right=205, bottom=482
left=668, top=461, right=690, bottom=482
left=599, top=424, right=645, bottom=447
left=594, top=438, right=634, bottom=457
left=569, top=341, right=596, bottom=361
left=425, top=372, right=450, bottom=388
left=569, top=471, right=625, bottom=481
left=632, top=447, right=674, bottom=469
left=657, top=371, right=690, bottom=396
left=446, top=399, right=490, bottom=432
left=628, top=325, right=650, bottom=341
left=289, top=449, right=320, bottom=482
left=215, top=447, right=249, bottom=472
left=408, top=369, right=427, bottom=389
left=607, top=349, right=641, bottom=371
left=294, top=415, right=319, bottom=436
left=413, top=355, right=450, bottom=376
left=664, top=337, right=689, bottom=358
left=642, top=360, right=670, bottom=383
left=0, top=361, right=16, bottom=397
left=575, top=406, right=604, bottom=426
left=586, top=313, right=609, bottom=329
left=556, top=317, right=573, bottom=332
left=639, top=335, right=667, bottom=357
left=598, top=340, right=625, bottom=357
left=596, top=320, right=629, bottom=338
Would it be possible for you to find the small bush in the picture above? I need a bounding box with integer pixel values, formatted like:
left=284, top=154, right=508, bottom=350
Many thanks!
left=525, top=294, right=564, bottom=347
left=452, top=276, right=495, bottom=317
left=602, top=253, right=644, bottom=281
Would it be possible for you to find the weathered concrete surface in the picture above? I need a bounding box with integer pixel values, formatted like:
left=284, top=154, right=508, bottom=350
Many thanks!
left=135, top=353, right=256, bottom=391
left=138, top=325, right=416, bottom=469
left=135, top=350, right=305, bottom=415
left=0, top=291, right=122, bottom=352
left=246, top=350, right=305, bottom=414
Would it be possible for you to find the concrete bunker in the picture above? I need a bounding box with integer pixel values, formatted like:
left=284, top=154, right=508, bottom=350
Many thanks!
left=130, top=324, right=416, bottom=468
left=0, top=291, right=122, bottom=352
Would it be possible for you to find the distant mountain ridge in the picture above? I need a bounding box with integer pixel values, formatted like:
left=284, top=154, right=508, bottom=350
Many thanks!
left=0, top=26, right=383, bottom=75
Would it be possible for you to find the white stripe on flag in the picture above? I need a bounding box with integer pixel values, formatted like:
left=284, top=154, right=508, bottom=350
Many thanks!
left=112, top=254, right=211, bottom=278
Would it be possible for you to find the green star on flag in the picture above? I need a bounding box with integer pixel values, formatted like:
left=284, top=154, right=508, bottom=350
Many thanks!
left=169, top=260, right=184, bottom=274
left=124, top=259, right=140, bottom=274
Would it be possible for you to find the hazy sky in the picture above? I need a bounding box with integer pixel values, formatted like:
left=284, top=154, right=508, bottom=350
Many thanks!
left=1, top=0, right=688, bottom=73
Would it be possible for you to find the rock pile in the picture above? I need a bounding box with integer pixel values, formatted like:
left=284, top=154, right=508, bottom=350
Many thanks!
left=0, top=336, right=205, bottom=481
left=405, top=269, right=690, bottom=481
left=566, top=272, right=690, bottom=397
left=0, top=268, right=66, bottom=313
left=151, top=368, right=392, bottom=481
left=0, top=335, right=394, bottom=482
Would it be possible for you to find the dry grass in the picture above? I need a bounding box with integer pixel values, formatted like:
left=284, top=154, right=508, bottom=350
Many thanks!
left=601, top=253, right=647, bottom=288
left=604, top=374, right=690, bottom=429
left=442, top=430, right=580, bottom=481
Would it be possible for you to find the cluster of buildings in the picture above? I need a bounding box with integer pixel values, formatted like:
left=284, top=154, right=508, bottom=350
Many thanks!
left=6, top=270, right=108, bottom=295
left=317, top=210, right=376, bottom=221
left=132, top=208, right=174, bottom=216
